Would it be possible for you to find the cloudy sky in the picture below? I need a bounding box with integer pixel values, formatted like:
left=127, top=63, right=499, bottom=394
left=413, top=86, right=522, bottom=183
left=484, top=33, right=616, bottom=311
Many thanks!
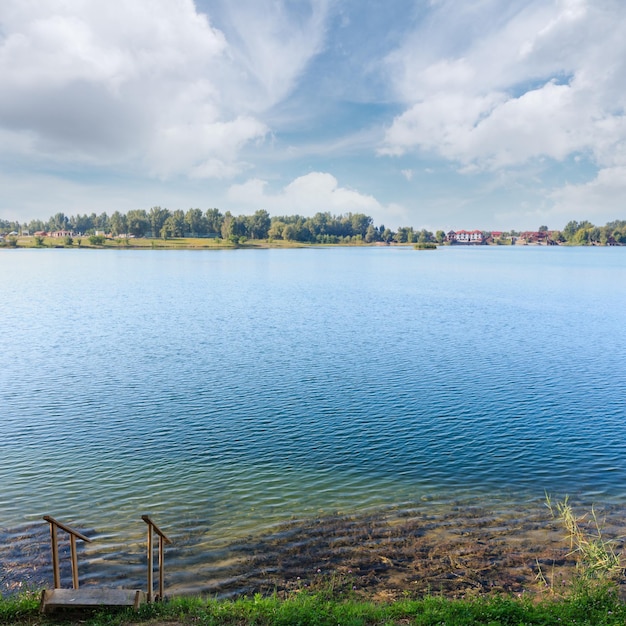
left=1, top=0, right=625, bottom=230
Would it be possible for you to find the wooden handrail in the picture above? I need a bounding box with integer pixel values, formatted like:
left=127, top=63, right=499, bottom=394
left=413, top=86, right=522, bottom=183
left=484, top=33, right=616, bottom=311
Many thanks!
left=43, top=516, right=92, bottom=589
left=142, top=516, right=171, bottom=602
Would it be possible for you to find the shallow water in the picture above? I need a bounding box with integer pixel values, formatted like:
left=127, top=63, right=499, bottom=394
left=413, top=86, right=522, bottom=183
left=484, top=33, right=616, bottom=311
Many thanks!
left=1, top=245, right=625, bottom=593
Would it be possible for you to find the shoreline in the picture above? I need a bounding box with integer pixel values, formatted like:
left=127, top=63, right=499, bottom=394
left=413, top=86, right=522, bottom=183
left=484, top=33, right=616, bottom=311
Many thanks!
left=2, top=235, right=624, bottom=250
left=4, top=500, right=624, bottom=600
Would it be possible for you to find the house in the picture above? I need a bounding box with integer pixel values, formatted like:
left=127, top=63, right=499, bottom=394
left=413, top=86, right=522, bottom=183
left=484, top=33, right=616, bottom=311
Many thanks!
left=50, top=230, right=73, bottom=238
left=447, top=230, right=485, bottom=244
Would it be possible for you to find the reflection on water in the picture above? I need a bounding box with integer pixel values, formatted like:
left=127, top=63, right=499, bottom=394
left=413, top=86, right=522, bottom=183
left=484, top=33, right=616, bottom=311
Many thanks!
left=1, top=246, right=626, bottom=594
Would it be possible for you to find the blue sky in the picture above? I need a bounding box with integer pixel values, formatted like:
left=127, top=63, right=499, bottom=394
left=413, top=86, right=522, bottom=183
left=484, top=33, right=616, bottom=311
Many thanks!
left=1, top=0, right=625, bottom=230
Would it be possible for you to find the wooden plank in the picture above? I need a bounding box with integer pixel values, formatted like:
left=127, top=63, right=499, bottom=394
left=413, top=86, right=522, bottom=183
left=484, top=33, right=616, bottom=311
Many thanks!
left=41, top=588, right=145, bottom=612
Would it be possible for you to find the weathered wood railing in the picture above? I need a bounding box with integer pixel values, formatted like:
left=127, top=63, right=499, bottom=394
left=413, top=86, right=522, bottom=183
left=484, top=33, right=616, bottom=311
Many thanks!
left=40, top=515, right=172, bottom=613
left=142, top=515, right=172, bottom=602
left=43, top=515, right=92, bottom=589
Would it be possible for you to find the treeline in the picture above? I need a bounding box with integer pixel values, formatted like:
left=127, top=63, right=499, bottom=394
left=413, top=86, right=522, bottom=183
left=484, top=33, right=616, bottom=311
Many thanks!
left=1, top=211, right=625, bottom=245
left=549, top=220, right=626, bottom=245
left=1, top=208, right=440, bottom=244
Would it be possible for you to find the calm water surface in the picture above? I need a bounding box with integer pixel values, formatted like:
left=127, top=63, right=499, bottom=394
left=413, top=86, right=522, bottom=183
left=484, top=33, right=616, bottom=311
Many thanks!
left=1, top=245, right=625, bottom=592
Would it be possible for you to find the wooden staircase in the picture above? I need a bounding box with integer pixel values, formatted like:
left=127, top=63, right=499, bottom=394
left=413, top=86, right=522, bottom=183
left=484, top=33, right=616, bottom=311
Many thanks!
left=39, top=515, right=171, bottom=614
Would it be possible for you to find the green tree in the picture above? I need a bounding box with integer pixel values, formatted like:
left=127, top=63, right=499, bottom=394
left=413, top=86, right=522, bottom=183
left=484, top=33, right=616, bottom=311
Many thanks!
left=109, top=211, right=127, bottom=236
left=418, top=229, right=433, bottom=243
left=205, top=208, right=223, bottom=235
left=126, top=209, right=149, bottom=238
left=94, top=212, right=110, bottom=233
left=149, top=206, right=170, bottom=238
left=394, top=227, right=410, bottom=243
left=28, top=219, right=45, bottom=233
left=364, top=224, right=379, bottom=243
left=161, top=211, right=185, bottom=238
left=71, top=213, right=94, bottom=234
left=221, top=211, right=234, bottom=239
left=282, top=223, right=297, bottom=241
left=268, top=221, right=286, bottom=240
left=350, top=213, right=372, bottom=238
left=381, top=228, right=394, bottom=243
left=185, top=208, right=207, bottom=236
left=573, top=228, right=590, bottom=245
left=246, top=210, right=271, bottom=239
left=563, top=221, right=580, bottom=241
left=50, top=212, right=69, bottom=231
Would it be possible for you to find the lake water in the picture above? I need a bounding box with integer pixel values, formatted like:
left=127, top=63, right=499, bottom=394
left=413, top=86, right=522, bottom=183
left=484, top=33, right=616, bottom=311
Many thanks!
left=1, top=245, right=625, bottom=594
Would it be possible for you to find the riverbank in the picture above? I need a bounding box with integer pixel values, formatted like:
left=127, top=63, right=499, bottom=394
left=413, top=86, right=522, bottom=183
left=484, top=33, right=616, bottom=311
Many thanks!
left=4, top=234, right=622, bottom=250
left=3, top=500, right=624, bottom=601
left=3, top=586, right=626, bottom=625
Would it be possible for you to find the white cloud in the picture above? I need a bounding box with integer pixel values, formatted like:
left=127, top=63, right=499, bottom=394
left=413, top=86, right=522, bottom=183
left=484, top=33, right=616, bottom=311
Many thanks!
left=210, top=0, right=330, bottom=110
left=548, top=166, right=626, bottom=223
left=227, top=172, right=407, bottom=225
left=0, top=0, right=328, bottom=179
left=380, top=0, right=626, bottom=174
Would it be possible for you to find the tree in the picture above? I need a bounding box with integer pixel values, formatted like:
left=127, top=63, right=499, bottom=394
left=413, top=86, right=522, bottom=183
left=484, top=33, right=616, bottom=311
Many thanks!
left=109, top=211, right=127, bottom=236
left=246, top=210, right=270, bottom=240
left=364, top=224, right=379, bottom=243
left=394, top=227, right=409, bottom=243
left=268, top=221, right=285, bottom=240
left=185, top=208, right=207, bottom=236
left=381, top=228, right=394, bottom=243
left=538, top=225, right=548, bottom=232
left=282, top=224, right=297, bottom=241
left=350, top=213, right=372, bottom=238
left=94, top=212, right=110, bottom=233
left=205, top=208, right=223, bottom=235
left=418, top=229, right=433, bottom=243
left=149, top=207, right=170, bottom=238
left=435, top=230, right=446, bottom=244
left=28, top=219, right=45, bottom=233
left=161, top=211, right=185, bottom=238
left=71, top=214, right=94, bottom=234
left=221, top=211, right=234, bottom=239
left=50, top=212, right=69, bottom=231
left=126, top=209, right=149, bottom=238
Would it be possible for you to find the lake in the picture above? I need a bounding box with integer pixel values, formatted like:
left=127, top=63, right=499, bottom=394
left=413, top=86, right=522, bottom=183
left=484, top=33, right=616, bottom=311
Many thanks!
left=1, top=245, right=625, bottom=594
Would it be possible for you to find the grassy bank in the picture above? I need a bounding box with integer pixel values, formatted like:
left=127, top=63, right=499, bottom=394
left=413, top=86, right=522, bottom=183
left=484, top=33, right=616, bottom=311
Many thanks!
left=2, top=585, right=626, bottom=625
left=3, top=235, right=338, bottom=250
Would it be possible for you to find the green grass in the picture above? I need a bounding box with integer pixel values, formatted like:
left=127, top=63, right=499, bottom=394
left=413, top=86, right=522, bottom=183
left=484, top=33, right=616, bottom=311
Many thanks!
left=2, top=586, right=626, bottom=626
left=543, top=494, right=624, bottom=590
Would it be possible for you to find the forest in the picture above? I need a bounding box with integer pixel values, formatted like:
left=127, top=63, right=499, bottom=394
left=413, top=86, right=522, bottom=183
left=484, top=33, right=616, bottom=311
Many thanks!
left=1, top=208, right=625, bottom=246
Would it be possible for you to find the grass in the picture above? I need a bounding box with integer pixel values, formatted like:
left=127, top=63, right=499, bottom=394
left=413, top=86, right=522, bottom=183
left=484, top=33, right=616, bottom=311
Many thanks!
left=2, top=585, right=626, bottom=625
left=542, top=494, right=624, bottom=590
left=5, top=236, right=402, bottom=250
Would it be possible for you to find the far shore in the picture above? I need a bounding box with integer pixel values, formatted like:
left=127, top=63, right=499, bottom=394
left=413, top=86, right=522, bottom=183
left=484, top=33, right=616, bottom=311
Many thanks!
left=0, top=235, right=608, bottom=251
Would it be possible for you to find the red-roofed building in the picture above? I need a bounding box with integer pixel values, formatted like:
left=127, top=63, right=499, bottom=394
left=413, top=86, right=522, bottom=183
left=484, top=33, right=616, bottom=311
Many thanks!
left=446, top=230, right=485, bottom=244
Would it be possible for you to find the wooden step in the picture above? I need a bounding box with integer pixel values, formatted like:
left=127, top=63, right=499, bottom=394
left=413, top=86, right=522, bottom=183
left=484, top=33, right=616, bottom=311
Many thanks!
left=40, top=588, right=145, bottom=613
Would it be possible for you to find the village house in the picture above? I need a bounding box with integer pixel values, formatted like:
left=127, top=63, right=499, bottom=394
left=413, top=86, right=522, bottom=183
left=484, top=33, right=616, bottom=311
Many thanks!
left=50, top=230, right=74, bottom=238
left=446, top=230, right=485, bottom=244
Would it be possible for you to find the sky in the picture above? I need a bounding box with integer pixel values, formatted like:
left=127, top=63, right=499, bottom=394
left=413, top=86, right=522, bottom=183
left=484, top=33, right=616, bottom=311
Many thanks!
left=1, top=0, right=625, bottom=231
